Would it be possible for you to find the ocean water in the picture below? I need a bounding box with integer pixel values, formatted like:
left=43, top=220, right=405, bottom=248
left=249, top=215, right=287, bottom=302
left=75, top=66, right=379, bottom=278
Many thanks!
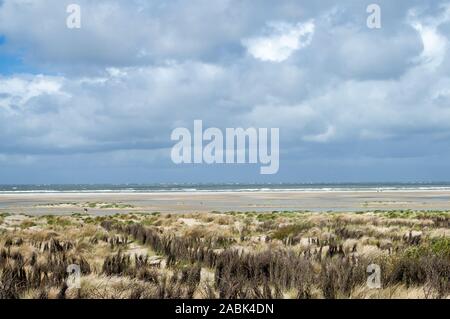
left=1, top=183, right=450, bottom=193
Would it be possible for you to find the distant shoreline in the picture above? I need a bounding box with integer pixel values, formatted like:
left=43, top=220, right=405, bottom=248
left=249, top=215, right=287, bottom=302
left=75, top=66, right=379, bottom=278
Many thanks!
left=2, top=182, right=450, bottom=194
left=3, top=188, right=450, bottom=195
left=1, top=188, right=450, bottom=215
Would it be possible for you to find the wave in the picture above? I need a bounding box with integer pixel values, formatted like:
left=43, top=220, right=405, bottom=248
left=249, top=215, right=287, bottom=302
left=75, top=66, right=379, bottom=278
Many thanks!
left=1, top=183, right=450, bottom=194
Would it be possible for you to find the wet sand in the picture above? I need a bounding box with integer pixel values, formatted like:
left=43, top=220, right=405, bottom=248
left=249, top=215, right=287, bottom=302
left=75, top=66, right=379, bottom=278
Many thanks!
left=1, top=190, right=450, bottom=215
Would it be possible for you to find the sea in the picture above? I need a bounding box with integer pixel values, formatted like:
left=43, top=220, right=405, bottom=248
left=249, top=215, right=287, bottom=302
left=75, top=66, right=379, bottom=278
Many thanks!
left=1, top=183, right=450, bottom=193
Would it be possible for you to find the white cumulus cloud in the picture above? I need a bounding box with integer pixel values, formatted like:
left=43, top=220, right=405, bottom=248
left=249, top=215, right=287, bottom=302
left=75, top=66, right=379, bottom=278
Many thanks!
left=408, top=4, right=450, bottom=69
left=242, top=20, right=315, bottom=62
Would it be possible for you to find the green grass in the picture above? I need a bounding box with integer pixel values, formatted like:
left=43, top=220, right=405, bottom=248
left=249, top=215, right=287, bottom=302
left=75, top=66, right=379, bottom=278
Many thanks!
left=84, top=217, right=94, bottom=224
left=36, top=202, right=78, bottom=207
left=84, top=202, right=135, bottom=209
left=431, top=237, right=450, bottom=257
left=382, top=210, right=415, bottom=219
left=272, top=222, right=313, bottom=240
left=403, top=237, right=450, bottom=259
left=376, top=210, right=450, bottom=219
left=256, top=213, right=277, bottom=221
left=19, top=220, right=36, bottom=229
left=46, top=216, right=73, bottom=227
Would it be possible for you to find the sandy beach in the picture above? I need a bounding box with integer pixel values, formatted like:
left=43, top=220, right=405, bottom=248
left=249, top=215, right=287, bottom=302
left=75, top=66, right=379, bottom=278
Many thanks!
left=1, top=189, right=450, bottom=215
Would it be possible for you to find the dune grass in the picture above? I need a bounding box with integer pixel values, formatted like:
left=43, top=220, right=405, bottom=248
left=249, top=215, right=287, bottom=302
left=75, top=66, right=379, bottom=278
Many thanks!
left=0, top=210, right=448, bottom=299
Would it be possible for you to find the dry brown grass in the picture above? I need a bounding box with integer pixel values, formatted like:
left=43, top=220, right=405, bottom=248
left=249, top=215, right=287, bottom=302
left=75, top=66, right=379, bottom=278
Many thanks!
left=0, top=210, right=448, bottom=299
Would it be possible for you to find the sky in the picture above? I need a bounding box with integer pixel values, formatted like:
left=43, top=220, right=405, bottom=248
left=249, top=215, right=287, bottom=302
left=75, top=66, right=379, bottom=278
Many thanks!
left=1, top=0, right=450, bottom=184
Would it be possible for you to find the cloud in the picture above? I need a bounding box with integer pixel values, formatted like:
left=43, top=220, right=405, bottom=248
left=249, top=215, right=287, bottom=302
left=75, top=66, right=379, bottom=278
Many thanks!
left=408, top=4, right=450, bottom=69
left=0, top=61, right=234, bottom=155
left=1, top=1, right=450, bottom=182
left=407, top=3, right=450, bottom=70
left=414, top=24, right=447, bottom=68
left=0, top=0, right=286, bottom=71
left=0, top=75, right=64, bottom=108
left=242, top=20, right=314, bottom=62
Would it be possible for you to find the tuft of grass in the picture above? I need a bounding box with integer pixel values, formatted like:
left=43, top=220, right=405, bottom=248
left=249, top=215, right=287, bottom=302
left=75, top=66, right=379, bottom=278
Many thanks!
left=430, top=237, right=450, bottom=257
left=19, top=220, right=36, bottom=229
left=85, top=202, right=135, bottom=209
left=45, top=216, right=73, bottom=227
left=272, top=222, right=313, bottom=240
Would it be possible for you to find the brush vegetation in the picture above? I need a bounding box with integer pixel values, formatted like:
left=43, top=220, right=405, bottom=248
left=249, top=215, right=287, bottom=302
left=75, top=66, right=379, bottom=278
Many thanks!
left=0, top=210, right=448, bottom=299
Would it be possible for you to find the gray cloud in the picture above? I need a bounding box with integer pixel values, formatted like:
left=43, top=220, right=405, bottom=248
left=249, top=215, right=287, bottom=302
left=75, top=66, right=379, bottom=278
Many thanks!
left=1, top=0, right=450, bottom=182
